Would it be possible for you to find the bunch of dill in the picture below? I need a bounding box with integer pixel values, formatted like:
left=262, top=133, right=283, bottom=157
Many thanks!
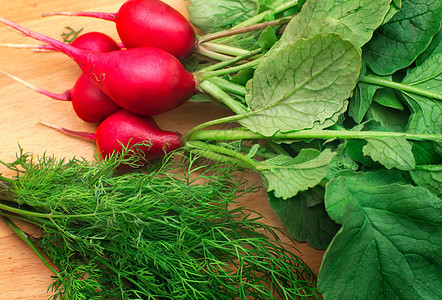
left=0, top=148, right=319, bottom=299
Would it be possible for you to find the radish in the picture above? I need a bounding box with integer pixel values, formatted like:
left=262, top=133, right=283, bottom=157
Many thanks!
left=42, top=0, right=197, bottom=60
left=40, top=110, right=182, bottom=161
left=0, top=32, right=124, bottom=51
left=68, top=31, right=121, bottom=52
left=0, top=31, right=122, bottom=123
left=0, top=71, right=121, bottom=123
left=0, top=17, right=197, bottom=116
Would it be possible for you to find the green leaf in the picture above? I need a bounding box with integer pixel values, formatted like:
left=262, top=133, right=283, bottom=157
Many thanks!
left=412, top=141, right=442, bottom=165
left=381, top=0, right=402, bottom=25
left=240, top=33, right=361, bottom=136
left=416, top=30, right=442, bottom=66
left=401, top=52, right=442, bottom=98
left=349, top=82, right=382, bottom=123
left=258, top=148, right=336, bottom=199
left=257, top=0, right=289, bottom=12
left=187, top=0, right=258, bottom=33
left=230, top=68, right=255, bottom=86
left=257, top=26, right=278, bottom=50
left=269, top=189, right=340, bottom=250
left=345, top=139, right=377, bottom=167
left=365, top=102, right=408, bottom=132
left=402, top=94, right=442, bottom=135
left=372, top=88, right=404, bottom=110
left=275, top=0, right=392, bottom=49
left=319, top=170, right=442, bottom=299
left=410, top=165, right=442, bottom=196
left=363, top=137, right=415, bottom=170
left=363, top=0, right=442, bottom=75
left=326, top=142, right=359, bottom=180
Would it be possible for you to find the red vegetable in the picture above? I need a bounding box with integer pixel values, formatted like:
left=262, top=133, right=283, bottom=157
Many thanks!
left=42, top=0, right=197, bottom=60
left=41, top=110, right=182, bottom=161
left=0, top=17, right=197, bottom=116
left=0, top=32, right=122, bottom=123
left=69, top=31, right=121, bottom=52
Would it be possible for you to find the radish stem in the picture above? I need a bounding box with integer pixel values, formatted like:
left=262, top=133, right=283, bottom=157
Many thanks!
left=199, top=16, right=293, bottom=44
left=186, top=129, right=442, bottom=142
left=38, top=120, right=95, bottom=141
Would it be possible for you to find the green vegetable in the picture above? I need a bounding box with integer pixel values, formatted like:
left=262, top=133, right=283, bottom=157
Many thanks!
left=0, top=148, right=319, bottom=299
left=184, top=1, right=442, bottom=298
left=319, top=170, right=442, bottom=299
left=240, top=33, right=361, bottom=136
left=269, top=189, right=341, bottom=250
left=363, top=0, right=442, bottom=75
left=188, top=0, right=258, bottom=33
left=275, top=0, right=393, bottom=49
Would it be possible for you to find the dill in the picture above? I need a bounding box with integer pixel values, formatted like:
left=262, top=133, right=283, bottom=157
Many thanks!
left=0, top=148, right=319, bottom=299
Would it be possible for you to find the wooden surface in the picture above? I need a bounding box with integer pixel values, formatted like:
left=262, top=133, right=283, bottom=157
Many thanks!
left=0, top=1, right=324, bottom=299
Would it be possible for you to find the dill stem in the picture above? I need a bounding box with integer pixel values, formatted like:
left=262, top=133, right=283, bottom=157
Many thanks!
left=0, top=201, right=106, bottom=220
left=1, top=216, right=59, bottom=276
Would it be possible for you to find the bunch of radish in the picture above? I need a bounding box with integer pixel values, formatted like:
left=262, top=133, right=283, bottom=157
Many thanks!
left=0, top=0, right=201, bottom=163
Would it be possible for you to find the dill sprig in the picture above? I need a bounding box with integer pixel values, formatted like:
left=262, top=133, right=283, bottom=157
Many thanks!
left=0, top=147, right=319, bottom=299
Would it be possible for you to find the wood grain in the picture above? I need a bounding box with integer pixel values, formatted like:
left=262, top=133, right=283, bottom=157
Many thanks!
left=0, top=1, right=324, bottom=299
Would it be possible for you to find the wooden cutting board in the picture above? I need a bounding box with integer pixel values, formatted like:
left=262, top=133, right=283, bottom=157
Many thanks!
left=0, top=1, right=325, bottom=298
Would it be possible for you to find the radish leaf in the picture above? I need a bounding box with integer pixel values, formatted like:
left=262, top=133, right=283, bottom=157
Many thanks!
left=188, top=0, right=258, bottom=33
left=319, top=170, right=442, bottom=299
left=363, top=137, right=415, bottom=170
left=276, top=0, right=392, bottom=48
left=410, top=165, right=442, bottom=196
left=349, top=82, right=382, bottom=123
left=269, top=189, right=340, bottom=250
left=240, top=33, right=361, bottom=136
left=257, top=148, right=336, bottom=199
left=363, top=0, right=442, bottom=75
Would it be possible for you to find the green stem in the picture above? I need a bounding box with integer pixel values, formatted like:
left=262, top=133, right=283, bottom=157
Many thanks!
left=187, top=129, right=442, bottom=142
left=197, top=48, right=262, bottom=73
left=201, top=42, right=251, bottom=56
left=209, top=1, right=298, bottom=44
left=196, top=44, right=234, bottom=61
left=360, top=75, right=442, bottom=100
left=0, top=201, right=105, bottom=220
left=207, top=77, right=248, bottom=96
left=186, top=141, right=258, bottom=169
left=241, top=145, right=278, bottom=159
left=0, top=210, right=46, bottom=227
left=181, top=114, right=240, bottom=144
left=0, top=175, right=14, bottom=184
left=198, top=80, right=248, bottom=114
left=198, top=60, right=259, bottom=81
left=266, top=142, right=291, bottom=156
left=198, top=16, right=292, bottom=44
left=1, top=215, right=59, bottom=276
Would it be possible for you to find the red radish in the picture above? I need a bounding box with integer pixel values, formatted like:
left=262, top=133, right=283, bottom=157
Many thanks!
left=0, top=31, right=122, bottom=123
left=0, top=17, right=197, bottom=116
left=68, top=31, right=121, bottom=52
left=0, top=71, right=121, bottom=123
left=40, top=110, right=183, bottom=161
left=42, top=0, right=197, bottom=60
